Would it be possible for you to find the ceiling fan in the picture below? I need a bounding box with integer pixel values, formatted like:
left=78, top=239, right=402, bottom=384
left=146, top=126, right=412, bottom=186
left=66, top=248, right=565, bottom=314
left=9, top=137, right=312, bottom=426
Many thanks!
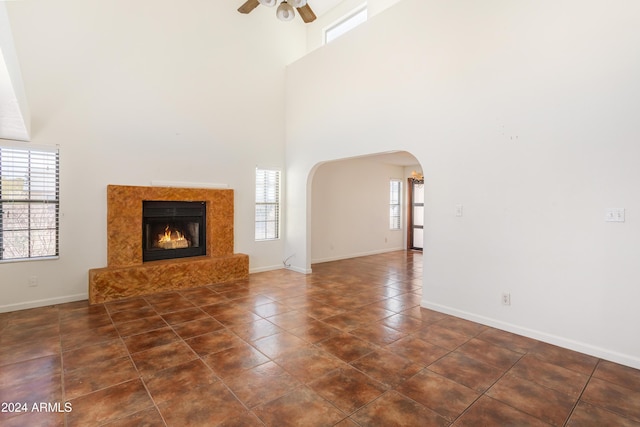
left=238, top=0, right=317, bottom=23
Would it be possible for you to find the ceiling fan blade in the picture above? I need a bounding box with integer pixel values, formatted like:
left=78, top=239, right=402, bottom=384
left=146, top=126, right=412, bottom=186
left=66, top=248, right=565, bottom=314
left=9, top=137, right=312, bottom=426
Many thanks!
left=297, top=4, right=317, bottom=23
left=238, top=0, right=260, bottom=14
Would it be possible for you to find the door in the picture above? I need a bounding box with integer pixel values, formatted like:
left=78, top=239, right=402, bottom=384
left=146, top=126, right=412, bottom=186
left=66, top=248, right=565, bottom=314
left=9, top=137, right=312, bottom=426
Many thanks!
left=408, top=178, right=424, bottom=250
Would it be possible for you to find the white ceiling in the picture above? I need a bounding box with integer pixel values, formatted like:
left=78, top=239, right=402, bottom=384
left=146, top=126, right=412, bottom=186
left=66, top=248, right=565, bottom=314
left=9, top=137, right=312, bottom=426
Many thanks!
left=0, top=0, right=350, bottom=142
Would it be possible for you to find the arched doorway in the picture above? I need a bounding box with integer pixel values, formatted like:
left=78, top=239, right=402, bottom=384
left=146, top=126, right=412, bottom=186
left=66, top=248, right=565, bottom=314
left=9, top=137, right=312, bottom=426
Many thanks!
left=309, top=151, right=423, bottom=265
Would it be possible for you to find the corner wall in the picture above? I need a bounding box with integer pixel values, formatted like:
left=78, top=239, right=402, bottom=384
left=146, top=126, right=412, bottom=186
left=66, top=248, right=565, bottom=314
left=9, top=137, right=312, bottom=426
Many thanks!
left=286, top=0, right=640, bottom=368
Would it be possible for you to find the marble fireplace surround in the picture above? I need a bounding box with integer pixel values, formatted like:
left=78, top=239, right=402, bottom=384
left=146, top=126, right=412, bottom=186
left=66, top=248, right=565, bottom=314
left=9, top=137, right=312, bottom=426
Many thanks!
left=88, top=185, right=249, bottom=304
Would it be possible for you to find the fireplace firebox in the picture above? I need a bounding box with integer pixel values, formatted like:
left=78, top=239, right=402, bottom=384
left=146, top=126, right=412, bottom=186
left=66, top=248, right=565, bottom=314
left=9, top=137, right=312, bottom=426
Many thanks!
left=142, top=201, right=206, bottom=262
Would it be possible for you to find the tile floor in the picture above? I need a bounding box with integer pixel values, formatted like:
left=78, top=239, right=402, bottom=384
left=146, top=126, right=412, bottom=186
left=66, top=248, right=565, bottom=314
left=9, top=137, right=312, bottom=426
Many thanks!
left=1, top=251, right=640, bottom=426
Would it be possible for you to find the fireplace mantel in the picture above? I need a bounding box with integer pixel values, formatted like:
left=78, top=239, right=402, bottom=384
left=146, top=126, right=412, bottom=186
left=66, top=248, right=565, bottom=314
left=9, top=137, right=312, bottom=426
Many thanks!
left=88, top=185, right=249, bottom=304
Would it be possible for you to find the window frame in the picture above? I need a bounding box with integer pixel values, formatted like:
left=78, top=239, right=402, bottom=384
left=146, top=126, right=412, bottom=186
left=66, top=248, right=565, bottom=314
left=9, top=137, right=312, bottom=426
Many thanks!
left=323, top=3, right=368, bottom=45
left=389, top=178, right=402, bottom=231
left=255, top=167, right=281, bottom=242
left=0, top=144, right=60, bottom=262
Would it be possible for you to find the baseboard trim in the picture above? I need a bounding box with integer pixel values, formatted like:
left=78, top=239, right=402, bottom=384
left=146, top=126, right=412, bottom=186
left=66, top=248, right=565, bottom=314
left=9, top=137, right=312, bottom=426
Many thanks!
left=422, top=300, right=640, bottom=370
left=312, top=247, right=405, bottom=265
left=249, top=265, right=284, bottom=274
left=0, top=293, right=87, bottom=313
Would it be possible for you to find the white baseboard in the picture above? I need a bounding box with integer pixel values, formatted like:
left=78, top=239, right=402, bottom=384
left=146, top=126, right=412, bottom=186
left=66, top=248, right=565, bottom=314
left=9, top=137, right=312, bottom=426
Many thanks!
left=422, top=300, right=640, bottom=370
left=0, top=293, right=88, bottom=313
left=312, top=247, right=405, bottom=264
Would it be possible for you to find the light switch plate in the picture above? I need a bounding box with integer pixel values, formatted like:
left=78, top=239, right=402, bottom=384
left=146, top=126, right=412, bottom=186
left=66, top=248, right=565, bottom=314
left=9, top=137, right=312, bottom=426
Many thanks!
left=605, top=208, right=625, bottom=222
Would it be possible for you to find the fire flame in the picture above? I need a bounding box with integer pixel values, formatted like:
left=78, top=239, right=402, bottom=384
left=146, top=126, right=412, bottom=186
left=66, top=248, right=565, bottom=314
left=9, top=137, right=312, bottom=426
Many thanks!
left=157, top=225, right=189, bottom=249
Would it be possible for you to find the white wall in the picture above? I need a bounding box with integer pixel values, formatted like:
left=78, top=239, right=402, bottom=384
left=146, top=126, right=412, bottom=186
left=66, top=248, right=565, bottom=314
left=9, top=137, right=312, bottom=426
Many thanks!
left=0, top=0, right=306, bottom=311
left=311, top=156, right=405, bottom=263
left=286, top=0, right=640, bottom=368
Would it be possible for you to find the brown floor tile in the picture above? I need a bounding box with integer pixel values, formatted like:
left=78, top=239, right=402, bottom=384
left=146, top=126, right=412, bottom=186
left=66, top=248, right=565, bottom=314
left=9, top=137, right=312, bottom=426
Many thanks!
left=161, top=307, right=209, bottom=325
left=172, top=316, right=225, bottom=339
left=316, top=333, right=377, bottom=363
left=350, top=322, right=407, bottom=346
left=566, top=401, right=640, bottom=427
left=202, top=341, right=269, bottom=378
left=0, top=335, right=60, bottom=367
left=456, top=338, right=523, bottom=370
left=0, top=355, right=60, bottom=388
left=593, top=359, right=640, bottom=392
left=123, top=327, right=180, bottom=354
left=208, top=305, right=261, bottom=326
left=351, top=390, right=448, bottom=427
left=131, top=339, right=198, bottom=376
left=385, top=335, right=449, bottom=366
left=67, top=379, right=154, bottom=427
left=436, top=317, right=488, bottom=337
left=487, top=372, right=577, bottom=426
left=251, top=331, right=308, bottom=359
left=0, top=373, right=62, bottom=408
left=581, top=377, right=640, bottom=422
left=217, top=411, right=265, bottom=427
left=415, top=323, right=471, bottom=350
left=59, top=313, right=113, bottom=336
left=64, top=356, right=138, bottom=400
left=309, top=365, right=387, bottom=414
left=109, top=306, right=158, bottom=324
left=224, top=361, right=301, bottom=408
left=60, top=323, right=121, bottom=351
left=100, top=407, right=166, bottom=426
left=453, top=395, right=552, bottom=426
left=149, top=297, right=196, bottom=314
left=230, top=318, right=282, bottom=342
left=274, top=346, right=346, bottom=383
left=2, top=251, right=638, bottom=427
left=114, top=315, right=168, bottom=337
left=264, top=309, right=315, bottom=329
left=350, top=349, right=423, bottom=388
left=476, top=327, right=539, bottom=354
left=253, top=386, right=345, bottom=427
left=157, top=381, right=246, bottom=427
left=289, top=319, right=342, bottom=344
left=185, top=329, right=243, bottom=356
left=62, top=339, right=128, bottom=372
left=428, top=351, right=505, bottom=392
left=509, top=354, right=590, bottom=398
left=250, top=301, right=294, bottom=318
left=397, top=369, right=479, bottom=421
left=529, top=341, right=599, bottom=375
left=144, top=359, right=219, bottom=404
left=1, top=409, right=64, bottom=427
left=105, top=297, right=150, bottom=314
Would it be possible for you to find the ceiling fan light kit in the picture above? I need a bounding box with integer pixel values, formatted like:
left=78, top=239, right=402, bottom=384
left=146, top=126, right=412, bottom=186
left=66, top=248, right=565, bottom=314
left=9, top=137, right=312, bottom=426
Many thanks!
left=276, top=1, right=295, bottom=21
left=237, top=0, right=316, bottom=23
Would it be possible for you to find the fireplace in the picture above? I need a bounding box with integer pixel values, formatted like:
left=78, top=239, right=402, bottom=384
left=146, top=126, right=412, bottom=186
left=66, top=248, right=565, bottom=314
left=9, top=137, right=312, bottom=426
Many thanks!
left=142, top=200, right=206, bottom=262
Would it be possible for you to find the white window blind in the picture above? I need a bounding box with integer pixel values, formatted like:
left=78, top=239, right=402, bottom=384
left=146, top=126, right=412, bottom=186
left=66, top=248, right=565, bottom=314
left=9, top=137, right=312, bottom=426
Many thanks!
left=390, top=179, right=401, bottom=230
left=255, top=168, right=280, bottom=241
left=0, top=145, right=59, bottom=261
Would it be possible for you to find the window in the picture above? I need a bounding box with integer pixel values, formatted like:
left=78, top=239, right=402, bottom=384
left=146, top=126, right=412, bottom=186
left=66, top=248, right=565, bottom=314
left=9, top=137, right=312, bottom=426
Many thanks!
left=389, top=179, right=401, bottom=230
left=0, top=145, right=59, bottom=261
left=324, top=5, right=368, bottom=44
left=255, top=168, right=280, bottom=241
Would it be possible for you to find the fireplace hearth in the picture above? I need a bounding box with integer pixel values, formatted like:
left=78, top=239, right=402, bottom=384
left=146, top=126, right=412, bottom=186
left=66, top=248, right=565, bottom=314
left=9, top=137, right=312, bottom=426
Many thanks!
left=142, top=201, right=206, bottom=262
left=88, top=185, right=249, bottom=304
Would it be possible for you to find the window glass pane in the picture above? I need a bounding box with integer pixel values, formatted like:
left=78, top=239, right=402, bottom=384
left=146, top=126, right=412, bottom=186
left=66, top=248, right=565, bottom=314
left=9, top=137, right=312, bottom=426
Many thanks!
left=0, top=146, right=59, bottom=261
left=325, top=7, right=368, bottom=44
left=255, top=168, right=280, bottom=240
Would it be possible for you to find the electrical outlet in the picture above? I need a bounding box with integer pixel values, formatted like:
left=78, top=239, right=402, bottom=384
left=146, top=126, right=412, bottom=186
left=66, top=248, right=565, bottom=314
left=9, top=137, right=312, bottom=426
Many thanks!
left=28, top=276, right=38, bottom=287
left=501, top=292, right=511, bottom=306
left=455, top=204, right=464, bottom=217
